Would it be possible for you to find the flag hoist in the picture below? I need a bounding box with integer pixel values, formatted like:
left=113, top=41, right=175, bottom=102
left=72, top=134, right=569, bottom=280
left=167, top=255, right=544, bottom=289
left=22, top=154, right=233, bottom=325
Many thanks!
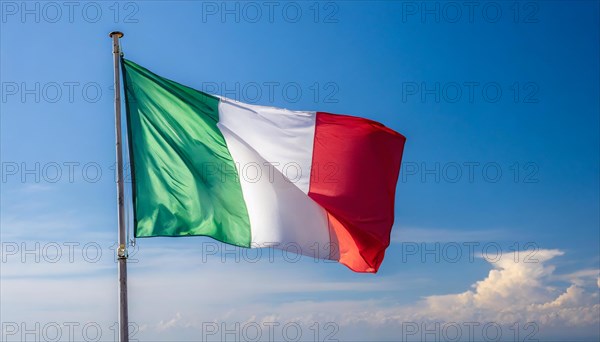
left=109, top=31, right=129, bottom=342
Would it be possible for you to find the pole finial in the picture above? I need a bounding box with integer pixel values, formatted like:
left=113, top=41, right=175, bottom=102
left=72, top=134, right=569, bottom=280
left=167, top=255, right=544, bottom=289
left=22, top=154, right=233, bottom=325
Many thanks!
left=109, top=31, right=124, bottom=38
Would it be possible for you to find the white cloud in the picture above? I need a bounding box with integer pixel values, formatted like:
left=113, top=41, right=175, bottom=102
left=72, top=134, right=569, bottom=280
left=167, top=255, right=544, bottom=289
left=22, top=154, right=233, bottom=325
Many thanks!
left=556, top=268, right=600, bottom=287
left=157, top=313, right=182, bottom=332
left=411, top=249, right=599, bottom=327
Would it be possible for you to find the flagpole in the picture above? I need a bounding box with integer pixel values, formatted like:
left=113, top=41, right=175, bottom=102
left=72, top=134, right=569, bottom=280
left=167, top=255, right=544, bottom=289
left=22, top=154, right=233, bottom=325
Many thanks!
left=109, top=30, right=129, bottom=342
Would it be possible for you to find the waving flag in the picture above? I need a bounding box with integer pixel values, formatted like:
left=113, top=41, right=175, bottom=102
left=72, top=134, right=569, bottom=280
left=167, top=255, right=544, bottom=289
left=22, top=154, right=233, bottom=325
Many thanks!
left=122, top=59, right=406, bottom=272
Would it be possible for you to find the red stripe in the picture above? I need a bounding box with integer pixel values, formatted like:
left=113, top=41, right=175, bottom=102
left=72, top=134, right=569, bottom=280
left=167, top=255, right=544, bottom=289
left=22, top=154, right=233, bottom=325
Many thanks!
left=309, top=112, right=406, bottom=273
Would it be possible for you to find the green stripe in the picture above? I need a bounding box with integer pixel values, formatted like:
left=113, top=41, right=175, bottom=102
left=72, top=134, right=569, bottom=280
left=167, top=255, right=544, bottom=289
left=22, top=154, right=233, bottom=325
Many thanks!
left=122, top=59, right=251, bottom=247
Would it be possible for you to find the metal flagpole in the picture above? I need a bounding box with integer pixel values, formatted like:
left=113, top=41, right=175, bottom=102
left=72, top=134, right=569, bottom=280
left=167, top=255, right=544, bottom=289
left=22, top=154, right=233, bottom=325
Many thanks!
left=109, top=30, right=129, bottom=342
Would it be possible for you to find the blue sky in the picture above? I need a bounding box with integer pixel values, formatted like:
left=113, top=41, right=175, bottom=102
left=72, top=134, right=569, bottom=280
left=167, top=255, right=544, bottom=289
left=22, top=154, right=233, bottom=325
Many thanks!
left=1, top=1, right=599, bottom=341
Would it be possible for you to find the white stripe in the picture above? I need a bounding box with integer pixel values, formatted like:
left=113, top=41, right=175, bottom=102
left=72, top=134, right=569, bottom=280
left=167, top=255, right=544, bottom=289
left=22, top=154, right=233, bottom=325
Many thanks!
left=218, top=124, right=331, bottom=259
left=217, top=97, right=316, bottom=194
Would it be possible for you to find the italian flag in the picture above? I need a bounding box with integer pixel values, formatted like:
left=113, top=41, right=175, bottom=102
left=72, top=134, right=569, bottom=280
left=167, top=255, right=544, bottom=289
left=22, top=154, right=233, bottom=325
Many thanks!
left=122, top=59, right=406, bottom=273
